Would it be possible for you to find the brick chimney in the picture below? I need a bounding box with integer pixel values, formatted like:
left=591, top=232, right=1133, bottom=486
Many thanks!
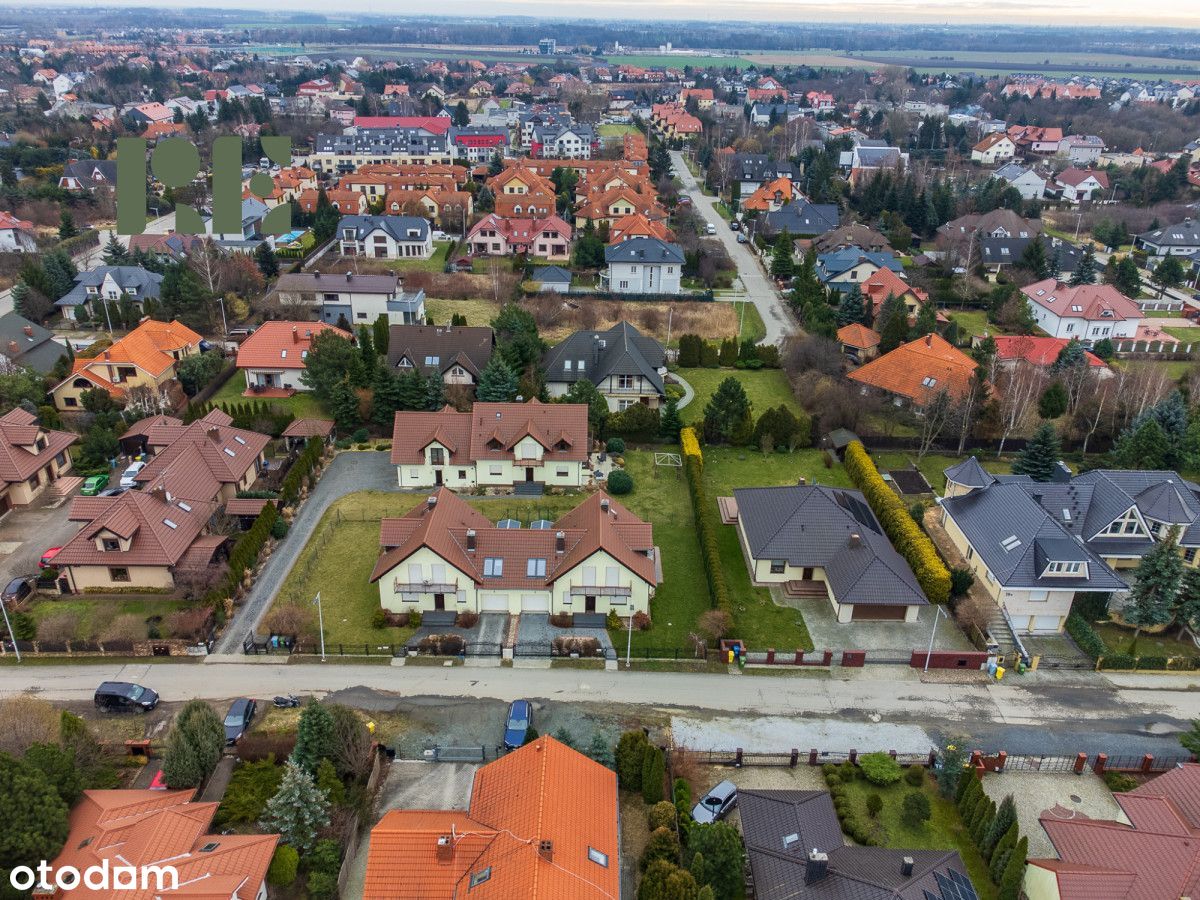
left=555, top=531, right=565, bottom=554
left=21, top=325, right=32, bottom=337
left=538, top=840, right=554, bottom=863
left=436, top=834, right=454, bottom=863
left=600, top=498, right=610, bottom=514
left=427, top=495, right=438, bottom=510
left=466, top=529, right=476, bottom=552
left=924, top=333, right=933, bottom=347
left=7, top=340, right=17, bottom=355
left=207, top=425, right=221, bottom=441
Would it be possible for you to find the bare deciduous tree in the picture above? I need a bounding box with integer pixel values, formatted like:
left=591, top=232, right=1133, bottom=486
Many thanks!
left=994, top=360, right=1046, bottom=456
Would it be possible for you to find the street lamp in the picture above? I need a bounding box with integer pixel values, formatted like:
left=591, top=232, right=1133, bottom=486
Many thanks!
left=923, top=604, right=949, bottom=674
left=625, top=607, right=633, bottom=669
left=314, top=591, right=326, bottom=662
left=0, top=597, right=21, bottom=663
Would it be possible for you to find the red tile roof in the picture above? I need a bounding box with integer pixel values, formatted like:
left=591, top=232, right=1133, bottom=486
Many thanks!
left=1057, top=167, right=1110, bottom=189
left=0, top=408, right=77, bottom=484
left=837, top=323, right=880, bottom=350
left=363, top=736, right=618, bottom=900
left=235, top=320, right=349, bottom=371
left=0, top=210, right=34, bottom=232
left=69, top=319, right=203, bottom=383
left=44, top=789, right=277, bottom=900
left=282, top=417, right=334, bottom=439
left=848, top=333, right=979, bottom=404
left=993, top=335, right=1106, bottom=368
left=1021, top=278, right=1143, bottom=322
left=390, top=400, right=588, bottom=467
left=124, top=408, right=269, bottom=498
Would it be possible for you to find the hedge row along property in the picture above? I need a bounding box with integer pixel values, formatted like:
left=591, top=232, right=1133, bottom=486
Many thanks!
left=680, top=427, right=732, bottom=618
left=843, top=440, right=951, bottom=604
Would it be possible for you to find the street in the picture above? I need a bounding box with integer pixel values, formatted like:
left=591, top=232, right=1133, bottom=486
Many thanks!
left=0, top=659, right=1196, bottom=758
left=670, top=150, right=797, bottom=345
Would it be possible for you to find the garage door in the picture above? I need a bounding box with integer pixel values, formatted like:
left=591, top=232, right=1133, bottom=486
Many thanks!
left=481, top=594, right=508, bottom=612
left=1028, top=615, right=1062, bottom=634
left=850, top=604, right=908, bottom=621
left=521, top=594, right=550, bottom=612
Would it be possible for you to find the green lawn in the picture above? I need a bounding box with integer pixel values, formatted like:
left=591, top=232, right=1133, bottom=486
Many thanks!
left=738, top=301, right=766, bottom=344
left=1093, top=621, right=1200, bottom=659
left=1161, top=326, right=1199, bottom=346
left=833, top=770, right=997, bottom=899
left=26, top=596, right=189, bottom=642
left=677, top=367, right=801, bottom=423
left=872, top=452, right=1011, bottom=497
left=712, top=201, right=734, bottom=222
left=947, top=310, right=993, bottom=339
left=717, top=524, right=812, bottom=650
left=208, top=374, right=329, bottom=420
left=383, top=241, right=451, bottom=273
left=598, top=124, right=639, bottom=138
left=703, top=447, right=854, bottom=496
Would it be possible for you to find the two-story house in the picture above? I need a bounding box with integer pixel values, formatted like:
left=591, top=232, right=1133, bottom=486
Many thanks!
left=603, top=238, right=684, bottom=295
left=54, top=266, right=164, bottom=323
left=386, top=324, right=495, bottom=388
left=971, top=133, right=1017, bottom=165
left=390, top=400, right=588, bottom=490
left=235, top=321, right=351, bottom=394
left=542, top=321, right=667, bottom=411
left=0, top=408, right=77, bottom=515
left=275, top=271, right=426, bottom=326
left=1021, top=279, right=1142, bottom=345
left=466, top=212, right=572, bottom=260
left=1053, top=168, right=1110, bottom=203
left=337, top=214, right=433, bottom=259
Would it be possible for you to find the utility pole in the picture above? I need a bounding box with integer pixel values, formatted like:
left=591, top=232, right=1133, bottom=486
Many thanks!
left=314, top=591, right=326, bottom=662
left=0, top=597, right=21, bottom=663
left=923, top=604, right=948, bottom=673
left=625, top=609, right=633, bottom=669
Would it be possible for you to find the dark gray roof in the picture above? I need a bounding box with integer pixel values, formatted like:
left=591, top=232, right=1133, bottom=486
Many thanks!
left=530, top=265, right=572, bottom=285
left=542, top=321, right=666, bottom=395
left=980, top=235, right=1081, bottom=272
left=604, top=237, right=685, bottom=265
left=941, top=482, right=1126, bottom=590
left=761, top=200, right=841, bottom=238
left=338, top=215, right=430, bottom=243
left=386, top=324, right=494, bottom=379
left=734, top=485, right=928, bottom=607
left=944, top=457, right=995, bottom=490
left=0, top=312, right=67, bottom=374
left=62, top=159, right=118, bottom=184
left=731, top=153, right=799, bottom=183
left=56, top=266, right=164, bottom=309
left=739, top=789, right=976, bottom=900
left=314, top=127, right=449, bottom=157
left=1137, top=219, right=1200, bottom=250
left=1072, top=469, right=1200, bottom=547
left=277, top=271, right=402, bottom=295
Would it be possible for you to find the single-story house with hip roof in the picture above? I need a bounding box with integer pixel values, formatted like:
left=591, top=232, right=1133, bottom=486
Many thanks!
left=370, top=488, right=657, bottom=617
left=837, top=323, right=880, bottom=362
left=542, top=321, right=666, bottom=411
left=390, top=399, right=589, bottom=490
left=363, top=736, right=618, bottom=899
left=733, top=484, right=929, bottom=622
left=0, top=408, right=76, bottom=514
left=387, top=324, right=496, bottom=387
left=0, top=311, right=68, bottom=375
left=235, top=320, right=350, bottom=393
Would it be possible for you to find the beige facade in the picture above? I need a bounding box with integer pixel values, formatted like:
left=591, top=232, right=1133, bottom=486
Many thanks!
left=1022, top=862, right=1061, bottom=900
left=64, top=563, right=176, bottom=591
left=0, top=448, right=73, bottom=509
left=545, top=374, right=662, bottom=412
left=396, top=435, right=586, bottom=490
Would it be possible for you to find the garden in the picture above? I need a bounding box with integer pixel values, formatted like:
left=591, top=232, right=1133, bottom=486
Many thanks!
left=208, top=375, right=328, bottom=420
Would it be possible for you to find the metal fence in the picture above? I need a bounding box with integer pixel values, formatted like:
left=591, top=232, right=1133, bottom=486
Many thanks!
left=403, top=641, right=503, bottom=658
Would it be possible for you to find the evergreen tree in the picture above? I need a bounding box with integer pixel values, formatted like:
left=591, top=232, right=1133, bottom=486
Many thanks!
left=301, top=331, right=364, bottom=401
left=879, top=305, right=911, bottom=354
left=717, top=337, right=738, bottom=367
left=989, top=821, right=1019, bottom=883
left=1174, top=567, right=1200, bottom=643
left=424, top=369, right=445, bottom=410
left=1069, top=245, right=1097, bottom=285
left=291, top=701, right=337, bottom=774
left=1051, top=338, right=1087, bottom=373
left=563, top=378, right=610, bottom=436
left=476, top=355, right=519, bottom=402
left=685, top=823, right=743, bottom=899
left=357, top=325, right=377, bottom=378
left=327, top=380, right=360, bottom=431
left=58, top=209, right=78, bottom=240
left=372, top=313, right=390, bottom=356
left=371, top=368, right=403, bottom=428
left=162, top=699, right=225, bottom=789
left=395, top=368, right=428, bottom=411
left=1012, top=423, right=1062, bottom=482
left=23, top=743, right=83, bottom=806
left=488, top=151, right=504, bottom=176
left=641, top=744, right=665, bottom=804
left=659, top=398, right=683, bottom=441
left=982, top=795, right=1017, bottom=860
left=912, top=300, right=938, bottom=337
left=836, top=285, right=866, bottom=327
left=1112, top=255, right=1142, bottom=298
left=0, top=753, right=70, bottom=891
left=997, top=837, right=1027, bottom=900
left=769, top=233, right=795, bottom=279
left=260, top=759, right=331, bottom=852
left=1037, top=381, right=1068, bottom=419
left=42, top=249, right=78, bottom=300
left=1153, top=255, right=1186, bottom=298
left=702, top=377, right=752, bottom=444
left=1125, top=526, right=1184, bottom=640
left=1112, top=417, right=1171, bottom=470
left=1019, top=238, right=1050, bottom=279
left=453, top=101, right=470, bottom=127
left=254, top=241, right=279, bottom=279
left=314, top=757, right=345, bottom=806
left=102, top=233, right=130, bottom=265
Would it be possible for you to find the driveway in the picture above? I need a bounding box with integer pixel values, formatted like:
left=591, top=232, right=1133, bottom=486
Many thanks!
left=0, top=494, right=80, bottom=586
left=516, top=613, right=615, bottom=655
left=670, top=150, right=797, bottom=345
left=211, top=452, right=402, bottom=654
left=408, top=613, right=509, bottom=649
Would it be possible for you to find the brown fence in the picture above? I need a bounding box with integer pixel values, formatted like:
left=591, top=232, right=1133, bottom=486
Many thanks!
left=910, top=650, right=990, bottom=670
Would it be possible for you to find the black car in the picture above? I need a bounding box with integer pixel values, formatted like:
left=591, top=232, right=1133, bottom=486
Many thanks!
left=94, top=681, right=159, bottom=712
left=1, top=576, right=34, bottom=605
left=223, top=698, right=256, bottom=744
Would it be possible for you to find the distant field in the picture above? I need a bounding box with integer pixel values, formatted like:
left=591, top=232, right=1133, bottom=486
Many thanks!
left=603, top=54, right=756, bottom=69
left=852, top=49, right=1200, bottom=78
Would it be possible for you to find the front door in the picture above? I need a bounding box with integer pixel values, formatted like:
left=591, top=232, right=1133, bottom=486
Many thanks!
left=802, top=567, right=814, bottom=581
left=434, top=470, right=443, bottom=485
left=434, top=594, right=446, bottom=611
left=585, top=596, right=597, bottom=613
left=525, top=467, right=535, bottom=482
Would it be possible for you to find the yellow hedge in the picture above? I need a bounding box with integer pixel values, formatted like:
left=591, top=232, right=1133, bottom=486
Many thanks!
left=843, top=441, right=951, bottom=603
left=681, top=427, right=702, bottom=469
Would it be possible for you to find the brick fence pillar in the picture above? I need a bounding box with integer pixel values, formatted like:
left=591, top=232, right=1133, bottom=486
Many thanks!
left=766, top=648, right=775, bottom=665
left=849, top=749, right=858, bottom=765
left=790, top=748, right=799, bottom=768
left=1093, top=753, right=1108, bottom=776
left=1074, top=752, right=1087, bottom=775
left=809, top=748, right=819, bottom=766
left=997, top=751, right=1007, bottom=773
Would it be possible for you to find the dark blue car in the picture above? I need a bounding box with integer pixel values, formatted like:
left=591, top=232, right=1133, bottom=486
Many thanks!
left=503, top=699, right=532, bottom=750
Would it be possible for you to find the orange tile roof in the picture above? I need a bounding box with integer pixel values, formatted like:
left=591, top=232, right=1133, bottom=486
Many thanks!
left=837, top=323, right=880, bottom=350
left=390, top=400, right=586, bottom=467
left=862, top=267, right=930, bottom=314
left=993, top=335, right=1106, bottom=368
left=0, top=408, right=77, bottom=484
left=608, top=213, right=675, bottom=244
left=71, top=319, right=202, bottom=382
left=44, top=789, right=277, bottom=900
left=235, top=320, right=348, bottom=371
left=848, top=333, right=979, bottom=404
left=742, top=176, right=798, bottom=212
left=363, top=737, right=618, bottom=900
left=129, top=408, right=270, bottom=495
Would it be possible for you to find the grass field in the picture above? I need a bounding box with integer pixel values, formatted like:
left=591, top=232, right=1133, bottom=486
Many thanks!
left=677, top=367, right=802, bottom=422
left=947, top=309, right=993, bottom=339
left=424, top=297, right=503, bottom=328
left=208, top=375, right=328, bottom=420
left=1093, top=621, right=1200, bottom=659
left=26, top=596, right=189, bottom=642
left=598, top=124, right=639, bottom=138
left=383, top=241, right=451, bottom=273
left=604, top=54, right=756, bottom=69
left=850, top=48, right=1200, bottom=79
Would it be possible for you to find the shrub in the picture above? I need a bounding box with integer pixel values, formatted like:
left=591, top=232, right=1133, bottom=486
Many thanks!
left=905, top=764, right=926, bottom=787
left=640, top=826, right=681, bottom=871
left=37, top=612, right=79, bottom=643
left=308, top=839, right=342, bottom=876
left=455, top=611, right=479, bottom=629
left=680, top=427, right=702, bottom=467
left=1104, top=771, right=1139, bottom=792
left=649, top=800, right=677, bottom=831
left=674, top=777, right=693, bottom=825
left=633, top=610, right=652, bottom=630
left=902, top=791, right=932, bottom=828
left=642, top=744, right=666, bottom=804
left=616, top=730, right=649, bottom=791
left=99, top=614, right=147, bottom=643
left=271, top=518, right=289, bottom=540
left=606, top=437, right=626, bottom=454
left=267, top=845, right=299, bottom=886
left=371, top=608, right=390, bottom=629
left=606, top=609, right=621, bottom=630
left=825, top=772, right=841, bottom=787
left=306, top=871, right=338, bottom=900
left=859, top=752, right=903, bottom=787
left=606, top=469, right=633, bottom=495
left=236, top=732, right=296, bottom=764
left=866, top=793, right=883, bottom=818
left=1065, top=613, right=1107, bottom=659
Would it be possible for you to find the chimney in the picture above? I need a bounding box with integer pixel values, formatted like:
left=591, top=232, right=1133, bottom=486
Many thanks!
left=292, top=325, right=299, bottom=344
left=207, top=425, right=221, bottom=441
left=600, top=498, right=610, bottom=514
left=150, top=484, right=166, bottom=500
left=538, top=840, right=554, bottom=863
left=427, top=495, right=438, bottom=510
left=103, top=349, right=111, bottom=360
left=466, top=529, right=476, bottom=551
left=848, top=532, right=861, bottom=548
left=436, top=834, right=454, bottom=863
left=805, top=850, right=828, bottom=885
left=346, top=271, right=353, bottom=281
left=21, top=325, right=32, bottom=337
left=924, top=333, right=933, bottom=347
left=6, top=340, right=17, bottom=355
left=901, top=857, right=914, bottom=878
left=555, top=530, right=565, bottom=554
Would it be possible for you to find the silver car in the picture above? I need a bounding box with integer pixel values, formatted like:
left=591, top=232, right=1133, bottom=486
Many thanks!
left=691, top=780, right=737, bottom=824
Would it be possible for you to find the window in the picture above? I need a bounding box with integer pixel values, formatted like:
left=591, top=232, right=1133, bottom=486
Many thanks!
left=430, top=448, right=445, bottom=465
left=356, top=312, right=367, bottom=319
left=469, top=867, right=492, bottom=889
left=618, top=375, right=635, bottom=389
left=527, top=558, right=547, bottom=577
left=1046, top=561, right=1083, bottom=575
left=102, top=538, right=120, bottom=552
left=489, top=464, right=502, bottom=476
left=564, top=360, right=572, bottom=372
left=770, top=560, right=786, bottom=574
left=588, top=848, right=609, bottom=868
left=557, top=468, right=569, bottom=477
left=483, top=557, right=503, bottom=577
left=458, top=470, right=467, bottom=479
left=1000, top=535, right=1022, bottom=551
left=425, top=355, right=440, bottom=366
left=109, top=567, right=130, bottom=582
left=921, top=376, right=937, bottom=388
left=64, top=397, right=78, bottom=407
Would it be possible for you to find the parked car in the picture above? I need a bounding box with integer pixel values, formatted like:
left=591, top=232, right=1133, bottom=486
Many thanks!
left=39, top=547, right=62, bottom=569
left=223, top=698, right=257, bottom=744
left=98, top=485, right=130, bottom=497
left=705, top=222, right=717, bottom=235
left=677, top=195, right=692, bottom=206
left=503, top=699, right=533, bottom=750
left=691, top=780, right=738, bottom=824
left=81, top=474, right=109, bottom=495
left=119, top=460, right=147, bottom=488
left=729, top=220, right=740, bottom=231
left=94, top=681, right=159, bottom=712
left=737, top=233, right=748, bottom=244
left=1, top=576, right=34, bottom=605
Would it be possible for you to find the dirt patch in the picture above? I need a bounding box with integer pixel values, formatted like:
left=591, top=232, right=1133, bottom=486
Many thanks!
left=620, top=790, right=652, bottom=899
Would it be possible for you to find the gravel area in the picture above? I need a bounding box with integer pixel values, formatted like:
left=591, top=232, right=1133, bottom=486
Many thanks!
left=980, top=771, right=1124, bottom=858
left=671, top=715, right=936, bottom=755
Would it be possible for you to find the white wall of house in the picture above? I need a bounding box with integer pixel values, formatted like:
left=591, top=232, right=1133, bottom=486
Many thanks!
left=545, top=375, right=662, bottom=411
left=395, top=449, right=585, bottom=489
left=339, top=225, right=432, bottom=260
left=1026, top=302, right=1137, bottom=344
left=243, top=367, right=308, bottom=392
left=607, top=260, right=681, bottom=295
left=0, top=227, right=36, bottom=252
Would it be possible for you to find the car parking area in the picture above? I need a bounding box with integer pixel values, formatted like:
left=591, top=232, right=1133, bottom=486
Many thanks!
left=980, top=771, right=1124, bottom=858
left=0, top=492, right=80, bottom=586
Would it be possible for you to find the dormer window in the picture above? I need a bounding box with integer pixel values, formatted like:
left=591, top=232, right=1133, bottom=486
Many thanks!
left=1045, top=561, right=1084, bottom=576
left=102, top=538, right=120, bottom=552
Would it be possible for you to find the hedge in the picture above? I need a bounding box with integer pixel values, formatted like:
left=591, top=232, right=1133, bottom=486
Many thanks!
left=1064, top=613, right=1106, bottom=660
left=281, top=437, right=323, bottom=505
left=681, top=431, right=730, bottom=617
left=843, top=441, right=951, bottom=603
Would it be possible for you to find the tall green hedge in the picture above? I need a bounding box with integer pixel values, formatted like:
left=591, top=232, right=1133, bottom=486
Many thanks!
left=683, top=452, right=731, bottom=617
left=281, top=438, right=322, bottom=505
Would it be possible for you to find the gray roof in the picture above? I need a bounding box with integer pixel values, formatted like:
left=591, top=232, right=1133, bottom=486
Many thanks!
left=761, top=200, right=841, bottom=238
left=386, top=324, right=494, bottom=378
left=62, top=159, right=118, bottom=184
left=739, top=789, right=976, bottom=900
left=276, top=271, right=402, bottom=295
left=1072, top=469, right=1200, bottom=547
left=56, top=266, right=164, bottom=309
left=542, top=321, right=667, bottom=395
left=731, top=153, right=799, bottom=183
left=1137, top=219, right=1200, bottom=249
left=941, top=482, right=1127, bottom=590
left=0, top=312, right=67, bottom=374
left=338, top=214, right=430, bottom=243
left=944, top=457, right=995, bottom=490
left=734, top=485, right=928, bottom=607
left=604, top=237, right=685, bottom=265
left=314, top=127, right=449, bottom=158
left=981, top=235, right=1082, bottom=272
left=530, top=265, right=572, bottom=285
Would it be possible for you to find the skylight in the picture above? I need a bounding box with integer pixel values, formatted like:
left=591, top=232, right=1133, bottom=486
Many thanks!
left=163, top=518, right=178, bottom=530
left=178, top=501, right=192, bottom=512
left=587, top=848, right=609, bottom=868
left=1000, top=535, right=1021, bottom=551
left=234, top=436, right=246, bottom=445
left=1062, top=509, right=1071, bottom=521
left=224, top=448, right=236, bottom=457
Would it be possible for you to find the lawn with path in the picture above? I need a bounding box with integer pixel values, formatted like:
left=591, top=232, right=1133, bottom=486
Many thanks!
left=208, top=374, right=328, bottom=420
left=677, top=367, right=802, bottom=423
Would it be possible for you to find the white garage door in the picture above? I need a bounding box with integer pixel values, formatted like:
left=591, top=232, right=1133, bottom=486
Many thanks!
left=481, top=594, right=508, bottom=612
left=521, top=594, right=550, bottom=612
left=1028, top=615, right=1062, bottom=634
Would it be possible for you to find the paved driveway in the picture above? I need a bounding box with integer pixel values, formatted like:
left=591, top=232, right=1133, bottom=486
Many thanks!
left=670, top=150, right=797, bottom=345
left=211, top=452, right=402, bottom=654
left=0, top=495, right=80, bottom=586
left=517, top=613, right=615, bottom=653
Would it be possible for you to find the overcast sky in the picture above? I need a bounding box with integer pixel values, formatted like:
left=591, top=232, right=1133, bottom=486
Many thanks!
left=24, top=0, right=1200, bottom=27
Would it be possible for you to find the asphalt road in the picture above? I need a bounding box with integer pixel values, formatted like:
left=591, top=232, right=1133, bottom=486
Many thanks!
left=670, top=150, right=797, bottom=346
